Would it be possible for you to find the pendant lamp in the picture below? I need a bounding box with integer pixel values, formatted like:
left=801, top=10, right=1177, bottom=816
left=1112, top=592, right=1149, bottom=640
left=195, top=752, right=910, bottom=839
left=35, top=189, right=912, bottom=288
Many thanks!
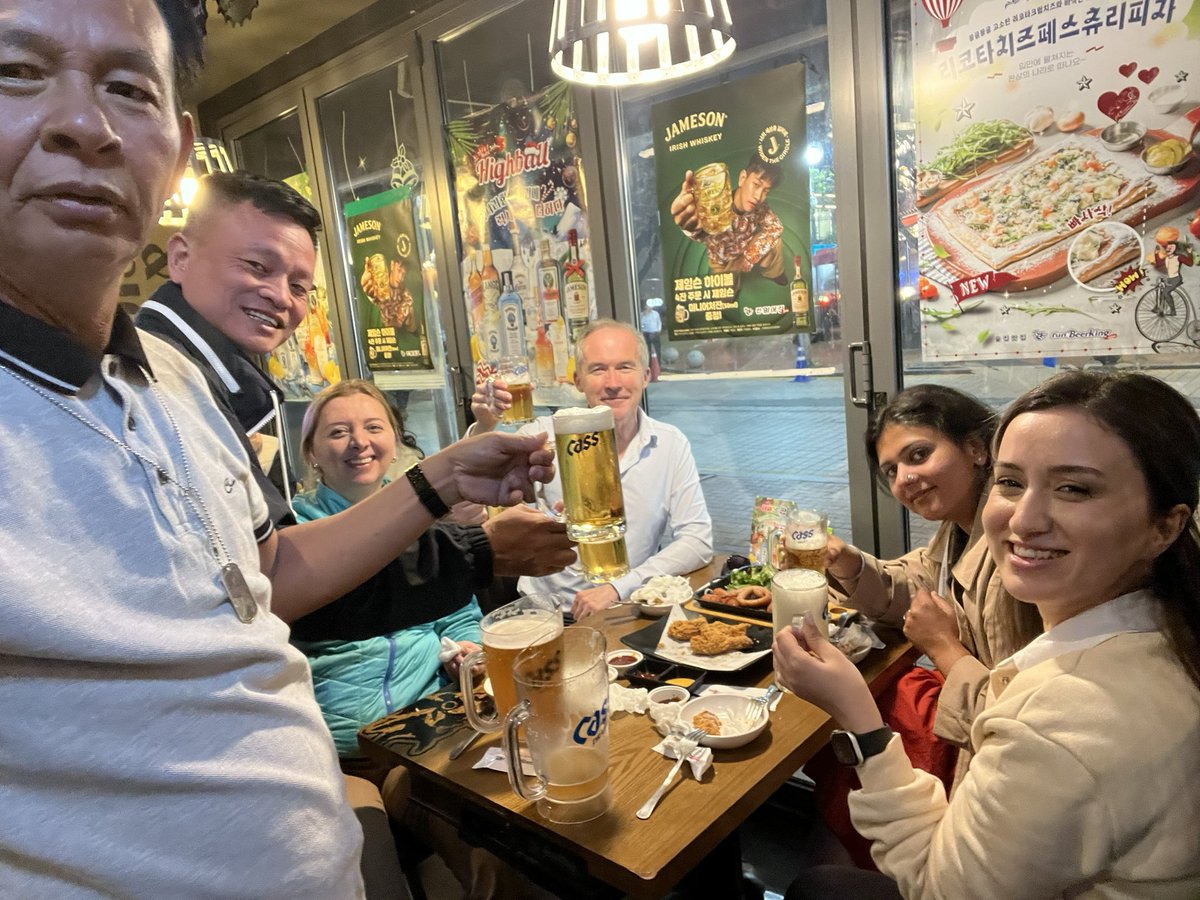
left=550, top=0, right=735, bottom=87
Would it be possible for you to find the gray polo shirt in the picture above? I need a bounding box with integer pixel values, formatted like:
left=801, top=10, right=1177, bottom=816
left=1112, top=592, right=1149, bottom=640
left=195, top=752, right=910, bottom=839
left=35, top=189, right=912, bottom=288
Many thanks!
left=0, top=305, right=362, bottom=897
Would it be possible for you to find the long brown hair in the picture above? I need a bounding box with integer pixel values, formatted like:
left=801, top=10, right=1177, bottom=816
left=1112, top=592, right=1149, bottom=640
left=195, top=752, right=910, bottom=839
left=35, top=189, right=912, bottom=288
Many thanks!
left=995, top=371, right=1200, bottom=689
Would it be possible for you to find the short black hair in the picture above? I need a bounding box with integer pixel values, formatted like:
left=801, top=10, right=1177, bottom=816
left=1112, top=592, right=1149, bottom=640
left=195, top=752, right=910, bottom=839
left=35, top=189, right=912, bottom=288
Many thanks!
left=744, top=155, right=782, bottom=188
left=154, top=0, right=205, bottom=106
left=186, top=172, right=323, bottom=248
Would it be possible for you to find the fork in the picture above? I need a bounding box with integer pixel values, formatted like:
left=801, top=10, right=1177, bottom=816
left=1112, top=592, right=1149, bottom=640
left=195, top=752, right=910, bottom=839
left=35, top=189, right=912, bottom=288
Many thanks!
left=636, top=728, right=706, bottom=820
left=749, top=683, right=782, bottom=722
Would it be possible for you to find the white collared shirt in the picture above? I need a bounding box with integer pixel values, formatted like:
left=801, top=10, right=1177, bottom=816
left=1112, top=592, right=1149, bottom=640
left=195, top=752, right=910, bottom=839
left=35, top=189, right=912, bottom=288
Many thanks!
left=518, top=409, right=713, bottom=608
left=1006, top=589, right=1159, bottom=673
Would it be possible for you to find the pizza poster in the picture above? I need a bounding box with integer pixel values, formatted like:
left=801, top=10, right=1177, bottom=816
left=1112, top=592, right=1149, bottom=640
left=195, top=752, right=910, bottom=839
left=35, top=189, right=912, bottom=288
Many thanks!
left=651, top=62, right=811, bottom=341
left=912, top=0, right=1200, bottom=361
left=344, top=186, right=433, bottom=372
left=445, top=81, right=590, bottom=408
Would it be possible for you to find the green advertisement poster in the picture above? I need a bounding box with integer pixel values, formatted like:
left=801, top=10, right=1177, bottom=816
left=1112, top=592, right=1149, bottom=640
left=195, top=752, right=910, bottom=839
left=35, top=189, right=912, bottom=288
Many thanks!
left=344, top=186, right=433, bottom=372
left=652, top=62, right=811, bottom=340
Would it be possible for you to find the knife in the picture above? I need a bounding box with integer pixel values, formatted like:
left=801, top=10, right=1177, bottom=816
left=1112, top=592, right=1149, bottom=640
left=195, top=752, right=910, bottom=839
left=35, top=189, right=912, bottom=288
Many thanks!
left=448, top=729, right=485, bottom=760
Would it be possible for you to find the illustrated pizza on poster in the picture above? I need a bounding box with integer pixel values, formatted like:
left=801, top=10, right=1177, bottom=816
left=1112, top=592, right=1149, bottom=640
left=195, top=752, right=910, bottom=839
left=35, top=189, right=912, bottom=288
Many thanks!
left=911, top=0, right=1200, bottom=361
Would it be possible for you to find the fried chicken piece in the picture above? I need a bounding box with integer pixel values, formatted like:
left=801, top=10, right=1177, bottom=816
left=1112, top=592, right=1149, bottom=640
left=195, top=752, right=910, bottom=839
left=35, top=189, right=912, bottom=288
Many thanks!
left=667, top=619, right=706, bottom=641
left=693, top=710, right=722, bottom=736
left=689, top=621, right=753, bottom=656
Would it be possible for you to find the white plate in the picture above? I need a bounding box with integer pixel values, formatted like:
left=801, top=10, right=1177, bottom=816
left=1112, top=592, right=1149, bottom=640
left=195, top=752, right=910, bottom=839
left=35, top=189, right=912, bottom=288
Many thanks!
left=678, top=694, right=769, bottom=749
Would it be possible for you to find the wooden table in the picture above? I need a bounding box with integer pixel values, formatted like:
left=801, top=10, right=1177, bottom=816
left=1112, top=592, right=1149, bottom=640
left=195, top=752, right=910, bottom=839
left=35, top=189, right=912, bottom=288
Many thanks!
left=359, top=565, right=915, bottom=898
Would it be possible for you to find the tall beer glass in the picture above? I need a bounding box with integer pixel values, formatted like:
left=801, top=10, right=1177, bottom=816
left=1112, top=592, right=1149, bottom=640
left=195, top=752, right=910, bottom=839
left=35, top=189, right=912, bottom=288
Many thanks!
left=694, top=162, right=733, bottom=234
left=460, top=594, right=563, bottom=733
left=543, top=406, right=630, bottom=582
left=498, top=356, right=534, bottom=425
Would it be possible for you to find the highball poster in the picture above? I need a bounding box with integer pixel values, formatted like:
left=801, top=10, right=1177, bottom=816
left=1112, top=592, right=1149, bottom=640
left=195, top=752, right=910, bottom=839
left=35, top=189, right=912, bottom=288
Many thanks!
left=913, top=0, right=1200, bottom=361
left=344, top=186, right=433, bottom=372
left=446, top=82, right=591, bottom=407
left=651, top=62, right=810, bottom=341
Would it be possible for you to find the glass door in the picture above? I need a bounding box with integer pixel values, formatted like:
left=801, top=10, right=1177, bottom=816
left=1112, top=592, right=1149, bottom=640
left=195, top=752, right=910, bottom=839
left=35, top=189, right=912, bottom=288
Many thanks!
left=306, top=45, right=461, bottom=456
left=597, top=0, right=877, bottom=558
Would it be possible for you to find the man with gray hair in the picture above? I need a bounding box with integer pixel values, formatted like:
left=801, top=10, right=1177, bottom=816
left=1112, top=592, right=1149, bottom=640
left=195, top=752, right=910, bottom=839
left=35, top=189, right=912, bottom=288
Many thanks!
left=473, top=318, right=712, bottom=617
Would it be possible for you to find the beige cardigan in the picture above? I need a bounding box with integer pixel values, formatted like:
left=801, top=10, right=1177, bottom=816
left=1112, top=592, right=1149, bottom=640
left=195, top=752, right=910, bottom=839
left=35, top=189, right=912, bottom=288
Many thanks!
left=828, top=495, right=1028, bottom=750
left=848, top=627, right=1200, bottom=898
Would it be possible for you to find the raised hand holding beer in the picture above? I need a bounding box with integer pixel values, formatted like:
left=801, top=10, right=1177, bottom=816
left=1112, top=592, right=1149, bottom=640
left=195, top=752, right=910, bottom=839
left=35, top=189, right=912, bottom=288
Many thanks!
left=670, top=169, right=700, bottom=233
left=470, top=377, right=513, bottom=432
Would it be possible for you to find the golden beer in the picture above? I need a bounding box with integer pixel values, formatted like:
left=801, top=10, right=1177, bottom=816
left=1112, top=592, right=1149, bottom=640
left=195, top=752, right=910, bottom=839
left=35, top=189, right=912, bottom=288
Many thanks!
left=781, top=542, right=827, bottom=577
left=694, top=162, right=733, bottom=234
left=576, top=536, right=630, bottom=584
left=501, top=381, right=534, bottom=424
left=542, top=746, right=612, bottom=822
left=552, top=407, right=626, bottom=543
left=482, top=611, right=563, bottom=719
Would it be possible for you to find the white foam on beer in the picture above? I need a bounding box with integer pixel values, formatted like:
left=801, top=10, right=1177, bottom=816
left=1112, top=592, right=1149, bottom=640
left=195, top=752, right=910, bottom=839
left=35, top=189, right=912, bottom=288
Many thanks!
left=485, top=612, right=561, bottom=649
left=552, top=405, right=613, bottom=433
left=773, top=568, right=826, bottom=590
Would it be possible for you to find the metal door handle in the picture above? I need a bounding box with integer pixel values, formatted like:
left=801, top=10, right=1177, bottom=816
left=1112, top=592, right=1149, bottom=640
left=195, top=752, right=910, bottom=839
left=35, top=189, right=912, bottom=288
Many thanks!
left=847, top=341, right=873, bottom=408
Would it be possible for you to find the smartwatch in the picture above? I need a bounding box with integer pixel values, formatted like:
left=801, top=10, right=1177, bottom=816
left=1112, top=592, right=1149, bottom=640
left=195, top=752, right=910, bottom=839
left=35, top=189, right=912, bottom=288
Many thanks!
left=830, top=726, right=894, bottom=766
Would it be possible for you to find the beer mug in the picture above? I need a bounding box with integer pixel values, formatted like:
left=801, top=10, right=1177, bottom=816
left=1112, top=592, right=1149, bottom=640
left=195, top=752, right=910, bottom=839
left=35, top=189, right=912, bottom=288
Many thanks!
left=503, top=626, right=613, bottom=824
left=536, top=406, right=630, bottom=583
left=768, top=509, right=828, bottom=576
left=498, top=356, right=534, bottom=425
left=460, top=594, right=564, bottom=733
left=693, top=162, right=733, bottom=235
left=771, top=567, right=829, bottom=635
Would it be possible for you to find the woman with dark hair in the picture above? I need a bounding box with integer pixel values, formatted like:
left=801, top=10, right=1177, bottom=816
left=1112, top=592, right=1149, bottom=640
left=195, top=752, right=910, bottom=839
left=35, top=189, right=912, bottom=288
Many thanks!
left=780, top=371, right=1200, bottom=898
left=827, top=385, right=1041, bottom=764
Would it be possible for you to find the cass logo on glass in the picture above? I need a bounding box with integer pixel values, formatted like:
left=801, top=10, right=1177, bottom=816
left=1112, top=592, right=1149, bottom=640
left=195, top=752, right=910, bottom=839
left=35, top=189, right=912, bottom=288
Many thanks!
left=565, top=431, right=602, bottom=457
left=572, top=699, right=609, bottom=745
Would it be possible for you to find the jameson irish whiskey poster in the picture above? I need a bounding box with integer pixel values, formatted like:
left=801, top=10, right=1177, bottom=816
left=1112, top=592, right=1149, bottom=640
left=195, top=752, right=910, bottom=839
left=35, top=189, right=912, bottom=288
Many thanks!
left=652, top=62, right=811, bottom=341
left=344, top=186, right=433, bottom=372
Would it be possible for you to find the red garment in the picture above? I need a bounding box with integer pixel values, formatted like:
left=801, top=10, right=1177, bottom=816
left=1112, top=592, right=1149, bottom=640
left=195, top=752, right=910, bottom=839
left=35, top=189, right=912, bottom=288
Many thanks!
left=809, top=667, right=958, bottom=871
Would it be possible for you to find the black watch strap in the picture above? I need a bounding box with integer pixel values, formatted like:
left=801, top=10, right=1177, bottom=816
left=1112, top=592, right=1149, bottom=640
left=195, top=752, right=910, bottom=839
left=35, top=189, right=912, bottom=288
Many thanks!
left=405, top=463, right=451, bottom=519
left=830, top=726, right=893, bottom=766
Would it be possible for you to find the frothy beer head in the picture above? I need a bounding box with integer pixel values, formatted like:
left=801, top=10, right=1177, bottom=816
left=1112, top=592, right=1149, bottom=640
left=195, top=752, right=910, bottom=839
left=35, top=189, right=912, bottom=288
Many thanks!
left=552, top=406, right=614, bottom=435
left=484, top=611, right=561, bottom=648
left=773, top=567, right=826, bottom=592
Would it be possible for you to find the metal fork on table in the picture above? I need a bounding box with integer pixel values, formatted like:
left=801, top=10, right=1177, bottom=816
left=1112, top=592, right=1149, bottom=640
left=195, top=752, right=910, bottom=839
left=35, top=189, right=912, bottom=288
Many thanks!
left=636, top=728, right=707, bottom=820
left=749, top=683, right=783, bottom=722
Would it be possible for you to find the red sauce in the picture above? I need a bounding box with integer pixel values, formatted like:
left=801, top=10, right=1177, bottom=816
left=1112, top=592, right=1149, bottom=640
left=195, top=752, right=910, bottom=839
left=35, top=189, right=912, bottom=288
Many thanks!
left=608, top=653, right=639, bottom=666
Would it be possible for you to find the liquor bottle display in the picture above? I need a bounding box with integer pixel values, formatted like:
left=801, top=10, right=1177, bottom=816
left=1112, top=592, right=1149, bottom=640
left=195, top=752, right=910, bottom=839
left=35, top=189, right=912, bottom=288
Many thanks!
left=479, top=246, right=502, bottom=361
left=534, top=325, right=555, bottom=387
left=537, top=238, right=562, bottom=326
left=498, top=270, right=527, bottom=360
left=563, top=229, right=590, bottom=341
left=467, top=252, right=483, bottom=332
left=790, top=254, right=813, bottom=333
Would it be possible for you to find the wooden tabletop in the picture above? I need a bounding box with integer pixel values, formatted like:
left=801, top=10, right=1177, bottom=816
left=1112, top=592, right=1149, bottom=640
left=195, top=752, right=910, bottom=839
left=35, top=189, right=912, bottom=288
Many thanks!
left=358, top=565, right=915, bottom=898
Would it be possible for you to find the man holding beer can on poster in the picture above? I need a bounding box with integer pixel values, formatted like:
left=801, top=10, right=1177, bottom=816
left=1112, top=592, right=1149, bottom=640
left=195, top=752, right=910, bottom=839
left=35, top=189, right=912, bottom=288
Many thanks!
left=472, top=319, right=712, bottom=617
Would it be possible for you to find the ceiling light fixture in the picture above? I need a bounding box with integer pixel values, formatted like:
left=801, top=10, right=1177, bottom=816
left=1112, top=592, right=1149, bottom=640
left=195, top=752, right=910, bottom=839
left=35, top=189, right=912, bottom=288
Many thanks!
left=160, top=137, right=236, bottom=227
left=549, top=0, right=735, bottom=87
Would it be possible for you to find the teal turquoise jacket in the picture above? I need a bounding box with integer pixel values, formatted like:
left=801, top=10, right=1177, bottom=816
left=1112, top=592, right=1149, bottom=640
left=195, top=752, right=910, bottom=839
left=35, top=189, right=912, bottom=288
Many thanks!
left=291, top=483, right=483, bottom=757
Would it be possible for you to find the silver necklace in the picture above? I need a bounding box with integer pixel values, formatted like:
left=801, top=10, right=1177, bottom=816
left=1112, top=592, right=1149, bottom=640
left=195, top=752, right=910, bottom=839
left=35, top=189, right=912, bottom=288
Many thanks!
left=5, top=366, right=258, bottom=623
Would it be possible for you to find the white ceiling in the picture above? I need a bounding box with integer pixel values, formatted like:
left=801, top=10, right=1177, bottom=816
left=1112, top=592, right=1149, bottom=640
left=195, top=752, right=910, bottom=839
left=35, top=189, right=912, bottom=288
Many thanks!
left=195, top=0, right=376, bottom=101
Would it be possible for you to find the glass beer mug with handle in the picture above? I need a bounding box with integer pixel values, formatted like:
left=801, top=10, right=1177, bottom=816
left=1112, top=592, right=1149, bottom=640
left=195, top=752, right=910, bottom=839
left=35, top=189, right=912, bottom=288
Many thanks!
left=460, top=594, right=564, bottom=733
left=767, top=508, right=828, bottom=575
left=503, top=626, right=613, bottom=824
left=536, top=406, right=631, bottom=583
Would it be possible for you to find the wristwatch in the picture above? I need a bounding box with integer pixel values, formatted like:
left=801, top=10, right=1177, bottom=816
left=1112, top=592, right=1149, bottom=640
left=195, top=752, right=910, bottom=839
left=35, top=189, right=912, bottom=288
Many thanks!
left=830, top=726, right=894, bottom=766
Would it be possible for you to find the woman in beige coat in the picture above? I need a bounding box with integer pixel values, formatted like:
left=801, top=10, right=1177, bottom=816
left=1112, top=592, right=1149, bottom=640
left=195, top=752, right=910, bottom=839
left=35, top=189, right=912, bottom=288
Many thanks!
left=826, top=385, right=1041, bottom=753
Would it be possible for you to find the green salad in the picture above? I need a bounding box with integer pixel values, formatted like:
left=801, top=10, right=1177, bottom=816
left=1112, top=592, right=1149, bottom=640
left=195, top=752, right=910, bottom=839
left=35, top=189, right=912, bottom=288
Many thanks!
left=927, top=119, right=1032, bottom=179
left=728, top=565, right=774, bottom=588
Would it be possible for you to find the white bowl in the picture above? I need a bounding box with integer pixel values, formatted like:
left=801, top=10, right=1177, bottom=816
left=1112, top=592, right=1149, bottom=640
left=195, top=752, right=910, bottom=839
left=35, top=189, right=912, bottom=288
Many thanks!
left=636, top=596, right=679, bottom=618
left=678, top=694, right=769, bottom=749
left=608, top=665, right=618, bottom=682
left=606, top=649, right=643, bottom=676
left=648, top=685, right=690, bottom=705
left=1150, top=83, right=1184, bottom=114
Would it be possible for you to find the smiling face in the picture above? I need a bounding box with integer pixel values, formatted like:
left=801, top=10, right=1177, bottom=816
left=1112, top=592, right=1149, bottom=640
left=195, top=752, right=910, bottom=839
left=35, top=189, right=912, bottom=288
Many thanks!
left=875, top=423, right=985, bottom=530
left=574, top=325, right=649, bottom=428
left=168, top=200, right=315, bottom=356
left=308, top=392, right=397, bottom=504
left=984, top=408, right=1181, bottom=626
left=0, top=0, right=192, bottom=310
